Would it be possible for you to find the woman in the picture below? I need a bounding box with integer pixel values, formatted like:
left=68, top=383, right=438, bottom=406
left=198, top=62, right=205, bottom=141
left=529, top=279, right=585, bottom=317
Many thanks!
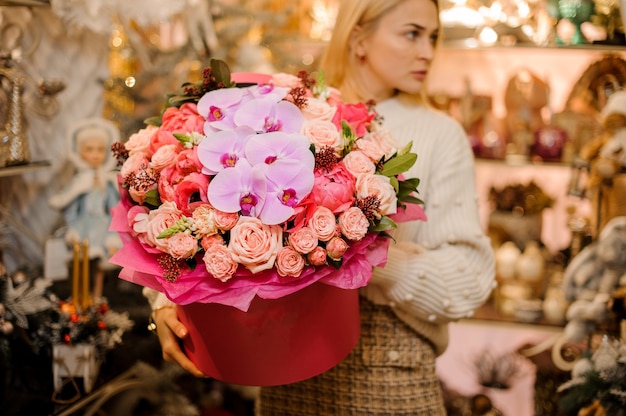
left=149, top=0, right=495, bottom=414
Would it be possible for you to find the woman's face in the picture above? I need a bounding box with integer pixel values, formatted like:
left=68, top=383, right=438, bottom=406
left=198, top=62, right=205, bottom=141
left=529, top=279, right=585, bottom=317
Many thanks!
left=355, top=0, right=439, bottom=102
left=79, top=136, right=108, bottom=169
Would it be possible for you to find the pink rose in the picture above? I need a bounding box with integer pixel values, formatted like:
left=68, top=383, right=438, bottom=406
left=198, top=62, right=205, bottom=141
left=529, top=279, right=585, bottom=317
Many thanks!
left=311, top=162, right=356, bottom=214
left=158, top=165, right=186, bottom=202
left=308, top=206, right=337, bottom=242
left=338, top=206, right=369, bottom=241
left=288, top=226, right=318, bottom=254
left=125, top=125, right=157, bottom=157
left=214, top=210, right=239, bottom=231
left=356, top=174, right=398, bottom=216
left=192, top=204, right=217, bottom=236
left=342, top=150, right=376, bottom=177
left=270, top=73, right=302, bottom=89
left=203, top=244, right=238, bottom=282
left=302, top=97, right=336, bottom=122
left=228, top=216, right=283, bottom=274
left=150, top=129, right=182, bottom=155
left=150, top=144, right=179, bottom=172
left=326, top=236, right=348, bottom=261
left=161, top=103, right=205, bottom=134
left=127, top=205, right=150, bottom=241
left=174, top=172, right=210, bottom=216
left=275, top=246, right=305, bottom=278
left=332, top=102, right=375, bottom=138
left=200, top=234, right=225, bottom=251
left=355, top=130, right=397, bottom=162
left=303, top=119, right=342, bottom=153
left=307, top=246, right=327, bottom=266
left=176, top=147, right=203, bottom=174
left=145, top=201, right=182, bottom=252
left=167, top=232, right=198, bottom=260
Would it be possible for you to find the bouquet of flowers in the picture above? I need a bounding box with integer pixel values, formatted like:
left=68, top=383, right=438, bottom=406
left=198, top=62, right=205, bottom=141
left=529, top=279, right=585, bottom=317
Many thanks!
left=109, top=59, right=425, bottom=312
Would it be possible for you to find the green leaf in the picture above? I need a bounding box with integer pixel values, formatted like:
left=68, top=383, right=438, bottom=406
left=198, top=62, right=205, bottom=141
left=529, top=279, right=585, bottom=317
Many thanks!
left=399, top=195, right=424, bottom=206
left=370, top=216, right=398, bottom=232
left=327, top=256, right=343, bottom=270
left=173, top=133, right=191, bottom=145
left=144, top=116, right=162, bottom=127
left=143, top=190, right=161, bottom=208
left=342, top=120, right=356, bottom=152
left=389, top=176, right=399, bottom=193
left=397, top=178, right=420, bottom=198
left=210, top=59, right=235, bottom=87
left=398, top=141, right=414, bottom=156
left=185, top=257, right=197, bottom=271
left=381, top=153, right=417, bottom=177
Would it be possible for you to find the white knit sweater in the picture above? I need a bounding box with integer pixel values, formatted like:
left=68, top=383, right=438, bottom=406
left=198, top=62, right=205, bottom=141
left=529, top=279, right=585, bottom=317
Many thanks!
left=144, top=93, right=496, bottom=356
left=361, top=93, right=496, bottom=354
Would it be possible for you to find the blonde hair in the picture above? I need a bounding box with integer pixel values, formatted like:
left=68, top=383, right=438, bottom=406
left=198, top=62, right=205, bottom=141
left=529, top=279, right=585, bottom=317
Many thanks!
left=319, top=0, right=439, bottom=103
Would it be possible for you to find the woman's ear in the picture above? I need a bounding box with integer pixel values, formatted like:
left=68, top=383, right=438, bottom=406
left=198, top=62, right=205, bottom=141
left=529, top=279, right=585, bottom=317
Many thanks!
left=349, top=25, right=366, bottom=58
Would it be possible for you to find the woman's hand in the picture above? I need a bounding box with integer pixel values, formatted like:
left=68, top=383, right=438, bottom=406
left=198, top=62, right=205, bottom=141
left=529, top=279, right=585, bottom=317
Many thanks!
left=153, top=307, right=205, bottom=378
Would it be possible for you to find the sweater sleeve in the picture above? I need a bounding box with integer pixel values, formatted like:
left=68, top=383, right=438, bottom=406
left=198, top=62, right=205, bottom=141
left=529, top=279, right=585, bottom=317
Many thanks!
left=142, top=287, right=176, bottom=311
left=369, top=116, right=495, bottom=325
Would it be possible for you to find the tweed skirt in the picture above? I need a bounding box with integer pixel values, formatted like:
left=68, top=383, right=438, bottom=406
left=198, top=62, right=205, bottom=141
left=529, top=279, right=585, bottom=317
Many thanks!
left=255, top=297, right=446, bottom=415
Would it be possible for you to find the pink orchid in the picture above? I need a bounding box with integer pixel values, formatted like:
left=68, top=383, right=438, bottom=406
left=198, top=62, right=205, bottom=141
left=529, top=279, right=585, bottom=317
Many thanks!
left=197, top=126, right=255, bottom=175
left=208, top=159, right=267, bottom=217
left=234, top=98, right=304, bottom=133
left=244, top=131, right=314, bottom=169
left=198, top=87, right=246, bottom=133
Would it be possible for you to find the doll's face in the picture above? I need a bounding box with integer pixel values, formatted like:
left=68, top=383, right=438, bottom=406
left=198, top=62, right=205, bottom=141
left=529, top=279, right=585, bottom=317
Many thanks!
left=79, top=136, right=108, bottom=169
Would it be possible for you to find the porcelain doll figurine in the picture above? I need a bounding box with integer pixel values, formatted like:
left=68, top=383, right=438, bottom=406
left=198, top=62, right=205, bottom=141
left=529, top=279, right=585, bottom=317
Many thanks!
left=49, top=117, right=122, bottom=301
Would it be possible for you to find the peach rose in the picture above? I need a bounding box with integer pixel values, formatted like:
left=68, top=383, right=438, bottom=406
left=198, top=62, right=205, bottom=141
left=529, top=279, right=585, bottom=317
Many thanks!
left=228, top=216, right=283, bottom=274
left=145, top=201, right=182, bottom=252
left=150, top=144, right=179, bottom=172
left=303, top=119, right=343, bottom=154
left=125, top=125, right=157, bottom=157
left=275, top=246, right=305, bottom=278
left=338, top=206, right=369, bottom=241
left=288, top=226, right=318, bottom=254
left=307, top=246, right=327, bottom=266
left=326, top=236, right=349, bottom=261
left=355, top=130, right=397, bottom=162
left=120, top=153, right=149, bottom=180
left=308, top=206, right=337, bottom=242
left=128, top=182, right=157, bottom=206
left=302, top=97, right=336, bottom=122
left=167, top=232, right=198, bottom=260
left=270, top=73, right=302, bottom=88
left=200, top=234, right=225, bottom=251
left=342, top=150, right=376, bottom=177
left=214, top=210, right=239, bottom=231
left=192, top=205, right=217, bottom=236
left=356, top=174, right=398, bottom=216
left=203, top=244, right=238, bottom=282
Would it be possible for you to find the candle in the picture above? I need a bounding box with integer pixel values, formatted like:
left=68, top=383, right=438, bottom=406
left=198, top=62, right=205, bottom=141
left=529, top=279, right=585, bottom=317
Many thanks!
left=72, top=242, right=80, bottom=306
left=82, top=239, right=90, bottom=310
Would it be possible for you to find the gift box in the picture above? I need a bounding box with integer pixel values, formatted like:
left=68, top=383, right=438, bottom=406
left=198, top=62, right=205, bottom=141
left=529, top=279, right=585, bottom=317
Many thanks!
left=176, top=282, right=360, bottom=386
